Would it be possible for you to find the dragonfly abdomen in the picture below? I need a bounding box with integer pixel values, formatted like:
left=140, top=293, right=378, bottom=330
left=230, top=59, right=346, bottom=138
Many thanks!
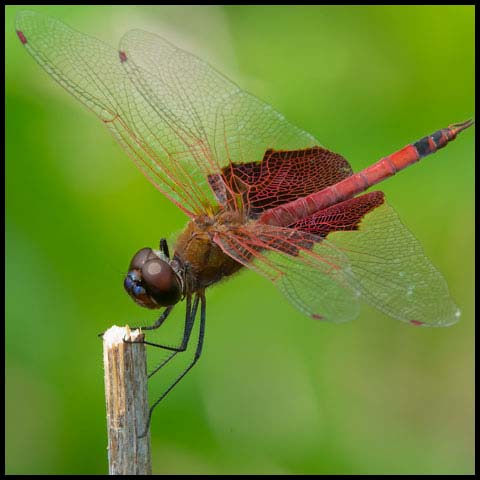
left=259, top=119, right=473, bottom=227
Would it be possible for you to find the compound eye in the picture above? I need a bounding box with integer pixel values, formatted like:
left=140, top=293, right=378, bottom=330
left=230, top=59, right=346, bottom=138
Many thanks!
left=142, top=258, right=176, bottom=292
left=142, top=258, right=182, bottom=306
left=129, top=247, right=154, bottom=270
left=124, top=248, right=182, bottom=308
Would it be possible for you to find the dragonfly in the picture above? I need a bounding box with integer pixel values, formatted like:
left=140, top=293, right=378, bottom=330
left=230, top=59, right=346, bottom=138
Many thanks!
left=17, top=11, right=473, bottom=431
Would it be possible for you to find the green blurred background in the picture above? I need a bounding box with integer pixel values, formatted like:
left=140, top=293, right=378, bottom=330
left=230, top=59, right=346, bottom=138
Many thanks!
left=6, top=5, right=474, bottom=475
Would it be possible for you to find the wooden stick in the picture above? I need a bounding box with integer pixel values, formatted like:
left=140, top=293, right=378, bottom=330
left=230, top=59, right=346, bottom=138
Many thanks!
left=103, top=326, right=152, bottom=475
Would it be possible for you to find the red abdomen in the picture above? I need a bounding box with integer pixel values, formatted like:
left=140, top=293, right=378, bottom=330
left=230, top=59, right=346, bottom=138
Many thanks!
left=259, top=119, right=473, bottom=227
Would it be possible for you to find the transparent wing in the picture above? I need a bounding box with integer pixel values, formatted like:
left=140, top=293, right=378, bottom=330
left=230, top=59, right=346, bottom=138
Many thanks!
left=326, top=199, right=460, bottom=326
left=214, top=200, right=459, bottom=326
left=119, top=29, right=321, bottom=208
left=214, top=224, right=361, bottom=323
left=16, top=11, right=320, bottom=216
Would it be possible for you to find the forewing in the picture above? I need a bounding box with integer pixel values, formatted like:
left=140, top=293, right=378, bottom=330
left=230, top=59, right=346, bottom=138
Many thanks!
left=16, top=12, right=323, bottom=215
left=119, top=29, right=321, bottom=180
left=16, top=10, right=208, bottom=215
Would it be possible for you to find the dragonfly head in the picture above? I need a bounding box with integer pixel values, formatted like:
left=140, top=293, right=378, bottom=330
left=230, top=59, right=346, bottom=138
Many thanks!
left=124, top=247, right=183, bottom=309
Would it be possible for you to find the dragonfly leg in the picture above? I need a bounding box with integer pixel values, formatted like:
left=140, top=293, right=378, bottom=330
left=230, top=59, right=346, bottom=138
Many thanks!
left=159, top=238, right=170, bottom=259
left=144, top=296, right=200, bottom=378
left=138, top=294, right=198, bottom=352
left=96, top=305, right=174, bottom=339
left=131, top=305, right=174, bottom=331
left=138, top=292, right=206, bottom=438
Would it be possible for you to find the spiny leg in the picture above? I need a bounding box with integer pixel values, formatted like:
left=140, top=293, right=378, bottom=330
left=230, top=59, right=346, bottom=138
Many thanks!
left=138, top=292, right=206, bottom=438
left=140, top=294, right=198, bottom=353
left=146, top=295, right=200, bottom=377
left=133, top=305, right=174, bottom=331
left=97, top=304, right=174, bottom=338
left=159, top=238, right=170, bottom=258
left=122, top=304, right=177, bottom=349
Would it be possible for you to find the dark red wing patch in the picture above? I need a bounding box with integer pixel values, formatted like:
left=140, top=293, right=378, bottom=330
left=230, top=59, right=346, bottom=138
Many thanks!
left=289, top=191, right=385, bottom=236
left=208, top=147, right=353, bottom=218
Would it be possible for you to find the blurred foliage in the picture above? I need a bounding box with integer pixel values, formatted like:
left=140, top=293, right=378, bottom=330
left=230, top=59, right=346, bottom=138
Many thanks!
left=6, top=5, right=474, bottom=475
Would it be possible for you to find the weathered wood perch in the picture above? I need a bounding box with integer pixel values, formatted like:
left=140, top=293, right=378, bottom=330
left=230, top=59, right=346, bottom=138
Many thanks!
left=103, top=326, right=152, bottom=475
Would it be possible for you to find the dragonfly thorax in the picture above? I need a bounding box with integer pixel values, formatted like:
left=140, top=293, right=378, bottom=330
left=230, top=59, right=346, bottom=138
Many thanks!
left=173, top=213, right=246, bottom=291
